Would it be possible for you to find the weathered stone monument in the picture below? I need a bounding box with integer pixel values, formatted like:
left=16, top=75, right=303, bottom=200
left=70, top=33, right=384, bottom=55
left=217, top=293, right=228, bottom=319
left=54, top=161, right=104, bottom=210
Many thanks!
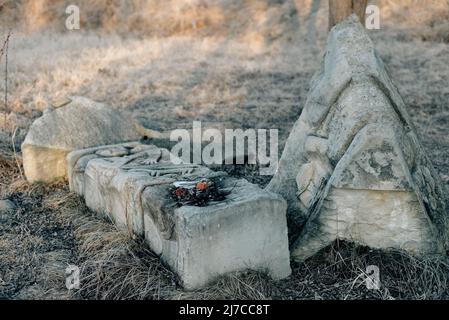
left=22, top=97, right=140, bottom=183
left=19, top=1, right=449, bottom=290
left=67, top=142, right=291, bottom=289
left=267, top=15, right=449, bottom=261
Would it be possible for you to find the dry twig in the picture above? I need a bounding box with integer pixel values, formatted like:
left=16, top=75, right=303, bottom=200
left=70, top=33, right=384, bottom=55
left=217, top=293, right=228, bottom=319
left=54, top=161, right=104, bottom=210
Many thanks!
left=1, top=30, right=11, bottom=132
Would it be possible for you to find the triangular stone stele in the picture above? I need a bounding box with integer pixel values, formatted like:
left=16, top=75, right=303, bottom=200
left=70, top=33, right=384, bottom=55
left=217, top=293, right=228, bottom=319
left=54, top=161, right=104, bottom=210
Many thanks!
left=267, top=15, right=449, bottom=261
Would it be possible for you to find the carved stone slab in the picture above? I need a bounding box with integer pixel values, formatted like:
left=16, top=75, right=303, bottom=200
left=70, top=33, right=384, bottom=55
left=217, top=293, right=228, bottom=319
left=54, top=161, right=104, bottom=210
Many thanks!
left=67, top=142, right=291, bottom=289
left=22, top=97, right=140, bottom=183
left=267, top=16, right=449, bottom=261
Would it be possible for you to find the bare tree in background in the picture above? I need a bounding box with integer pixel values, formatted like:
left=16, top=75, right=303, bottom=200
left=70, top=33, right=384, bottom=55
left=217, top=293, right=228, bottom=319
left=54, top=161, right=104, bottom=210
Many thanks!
left=329, top=0, right=368, bottom=30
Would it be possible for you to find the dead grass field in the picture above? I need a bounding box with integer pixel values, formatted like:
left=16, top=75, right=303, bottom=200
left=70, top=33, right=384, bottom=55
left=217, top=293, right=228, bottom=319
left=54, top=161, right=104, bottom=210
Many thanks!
left=1, top=0, right=449, bottom=299
left=2, top=154, right=449, bottom=300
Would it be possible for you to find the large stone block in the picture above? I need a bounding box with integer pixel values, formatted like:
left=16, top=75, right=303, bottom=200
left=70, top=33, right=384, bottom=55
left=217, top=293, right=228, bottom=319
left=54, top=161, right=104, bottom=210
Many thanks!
left=22, top=96, right=140, bottom=183
left=266, top=15, right=449, bottom=260
left=67, top=142, right=291, bottom=289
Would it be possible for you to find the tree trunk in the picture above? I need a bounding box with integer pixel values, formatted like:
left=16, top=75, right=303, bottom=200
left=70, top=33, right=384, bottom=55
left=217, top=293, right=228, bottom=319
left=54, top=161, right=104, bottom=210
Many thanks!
left=329, top=0, right=368, bottom=30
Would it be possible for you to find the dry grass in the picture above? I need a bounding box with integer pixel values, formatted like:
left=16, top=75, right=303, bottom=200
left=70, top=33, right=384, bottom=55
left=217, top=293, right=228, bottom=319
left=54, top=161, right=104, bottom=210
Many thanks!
left=379, top=0, right=449, bottom=42
left=1, top=0, right=449, bottom=300
left=0, top=155, right=278, bottom=300
left=1, top=156, right=449, bottom=300
left=0, top=168, right=76, bottom=298
left=283, top=242, right=449, bottom=300
left=68, top=213, right=177, bottom=300
left=69, top=211, right=277, bottom=300
left=68, top=224, right=449, bottom=300
left=1, top=0, right=448, bottom=42
left=1, top=1, right=448, bottom=154
left=0, top=0, right=299, bottom=38
left=0, top=153, right=18, bottom=189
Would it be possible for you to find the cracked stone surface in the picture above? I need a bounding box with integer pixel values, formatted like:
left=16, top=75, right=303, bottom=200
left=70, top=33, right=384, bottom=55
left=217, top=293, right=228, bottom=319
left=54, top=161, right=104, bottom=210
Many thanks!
left=22, top=96, right=140, bottom=183
left=67, top=142, right=291, bottom=289
left=266, top=15, right=449, bottom=261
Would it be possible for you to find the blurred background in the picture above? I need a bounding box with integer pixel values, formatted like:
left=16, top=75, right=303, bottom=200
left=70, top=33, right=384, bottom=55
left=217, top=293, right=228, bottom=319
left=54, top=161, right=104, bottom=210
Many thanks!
left=0, top=0, right=448, bottom=181
left=1, top=0, right=449, bottom=300
left=2, top=0, right=448, bottom=38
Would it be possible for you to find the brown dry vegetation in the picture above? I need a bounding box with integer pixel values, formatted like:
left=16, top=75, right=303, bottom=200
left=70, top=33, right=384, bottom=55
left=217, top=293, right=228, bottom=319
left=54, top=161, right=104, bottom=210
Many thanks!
left=1, top=1, right=449, bottom=38
left=2, top=155, right=449, bottom=300
left=1, top=0, right=449, bottom=300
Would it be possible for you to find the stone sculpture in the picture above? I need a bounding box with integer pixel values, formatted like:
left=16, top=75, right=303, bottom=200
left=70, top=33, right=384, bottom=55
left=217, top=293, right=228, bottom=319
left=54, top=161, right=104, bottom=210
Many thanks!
left=267, top=16, right=449, bottom=261
left=67, top=142, right=291, bottom=289
left=22, top=96, right=140, bottom=183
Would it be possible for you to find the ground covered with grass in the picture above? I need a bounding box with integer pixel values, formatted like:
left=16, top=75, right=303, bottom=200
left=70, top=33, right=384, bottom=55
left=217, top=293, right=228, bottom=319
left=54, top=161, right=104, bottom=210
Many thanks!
left=1, top=0, right=449, bottom=300
left=1, top=155, right=449, bottom=300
